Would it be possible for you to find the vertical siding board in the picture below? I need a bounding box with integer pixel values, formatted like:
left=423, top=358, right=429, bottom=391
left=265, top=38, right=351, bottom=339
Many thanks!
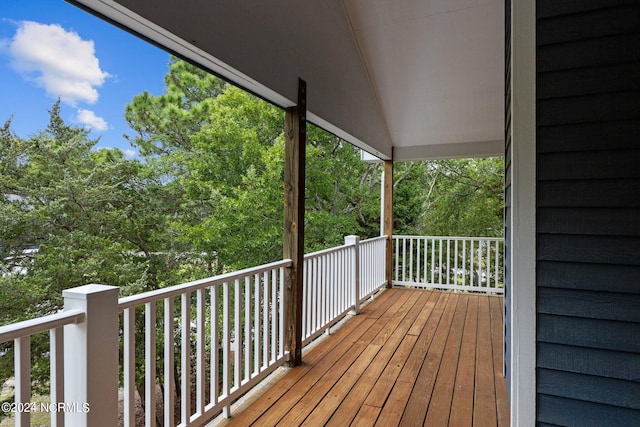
left=536, top=1, right=640, bottom=424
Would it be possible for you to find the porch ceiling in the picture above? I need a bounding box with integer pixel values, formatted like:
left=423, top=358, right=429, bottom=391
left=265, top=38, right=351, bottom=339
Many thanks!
left=70, top=0, right=504, bottom=161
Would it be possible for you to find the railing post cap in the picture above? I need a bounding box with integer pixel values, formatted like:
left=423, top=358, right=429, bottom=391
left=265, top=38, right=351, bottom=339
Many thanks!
left=62, top=284, right=119, bottom=300
left=345, top=235, right=360, bottom=244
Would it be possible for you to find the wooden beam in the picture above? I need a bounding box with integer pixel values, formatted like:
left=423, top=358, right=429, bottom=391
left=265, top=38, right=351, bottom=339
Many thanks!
left=384, top=159, right=393, bottom=287
left=284, top=78, right=306, bottom=366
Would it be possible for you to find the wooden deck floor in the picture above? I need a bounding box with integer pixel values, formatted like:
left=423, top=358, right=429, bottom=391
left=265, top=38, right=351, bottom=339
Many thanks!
left=217, top=288, right=509, bottom=426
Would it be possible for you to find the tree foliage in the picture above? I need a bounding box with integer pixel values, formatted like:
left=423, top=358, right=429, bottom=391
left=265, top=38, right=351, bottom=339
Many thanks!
left=125, top=58, right=383, bottom=268
left=0, top=101, right=208, bottom=400
left=417, top=158, right=504, bottom=237
left=2, top=103, right=143, bottom=319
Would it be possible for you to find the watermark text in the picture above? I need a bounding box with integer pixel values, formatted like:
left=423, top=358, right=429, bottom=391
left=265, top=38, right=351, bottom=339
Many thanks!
left=1, top=402, right=90, bottom=414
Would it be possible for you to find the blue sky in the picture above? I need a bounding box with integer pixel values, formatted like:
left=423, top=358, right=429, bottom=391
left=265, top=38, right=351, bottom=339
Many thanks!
left=0, top=0, right=170, bottom=156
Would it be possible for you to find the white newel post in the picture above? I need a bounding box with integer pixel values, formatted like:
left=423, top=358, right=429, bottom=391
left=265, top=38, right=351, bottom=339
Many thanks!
left=345, top=235, right=361, bottom=314
left=63, top=284, right=119, bottom=426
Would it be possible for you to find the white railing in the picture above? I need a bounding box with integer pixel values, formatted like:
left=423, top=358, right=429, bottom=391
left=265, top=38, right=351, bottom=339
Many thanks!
left=302, top=243, right=352, bottom=345
left=0, top=234, right=506, bottom=427
left=301, top=235, right=387, bottom=346
left=0, top=284, right=120, bottom=426
left=0, top=235, right=386, bottom=427
left=393, top=235, right=504, bottom=294
left=359, top=236, right=387, bottom=301
left=117, top=259, right=290, bottom=427
left=0, top=311, right=85, bottom=427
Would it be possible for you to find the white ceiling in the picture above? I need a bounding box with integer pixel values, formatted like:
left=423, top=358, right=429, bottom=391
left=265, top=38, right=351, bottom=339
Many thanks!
left=70, top=0, right=504, bottom=161
left=343, top=0, right=504, bottom=160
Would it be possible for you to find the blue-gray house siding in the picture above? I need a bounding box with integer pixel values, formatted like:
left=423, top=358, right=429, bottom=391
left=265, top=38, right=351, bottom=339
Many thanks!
left=535, top=1, right=640, bottom=425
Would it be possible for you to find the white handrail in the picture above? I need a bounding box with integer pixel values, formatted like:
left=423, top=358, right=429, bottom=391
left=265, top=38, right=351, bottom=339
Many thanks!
left=303, top=243, right=351, bottom=260
left=302, top=243, right=354, bottom=344
left=0, top=310, right=85, bottom=344
left=393, top=234, right=503, bottom=241
left=118, top=259, right=292, bottom=309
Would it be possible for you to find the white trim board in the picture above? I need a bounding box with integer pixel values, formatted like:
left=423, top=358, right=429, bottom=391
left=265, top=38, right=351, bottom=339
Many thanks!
left=509, top=0, right=536, bottom=425
left=394, top=139, right=504, bottom=161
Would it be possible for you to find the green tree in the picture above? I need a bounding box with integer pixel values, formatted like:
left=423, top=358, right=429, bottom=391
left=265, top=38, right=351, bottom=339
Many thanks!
left=0, top=102, right=203, bottom=409
left=179, top=85, right=285, bottom=270
left=125, top=56, right=226, bottom=157
left=305, top=129, right=381, bottom=251
left=393, top=161, right=429, bottom=235
left=417, top=157, right=504, bottom=237
left=125, top=58, right=384, bottom=269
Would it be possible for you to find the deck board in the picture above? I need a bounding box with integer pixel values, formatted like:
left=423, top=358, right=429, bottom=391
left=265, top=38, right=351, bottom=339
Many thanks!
left=473, top=296, right=498, bottom=427
left=423, top=293, right=468, bottom=426
left=398, top=292, right=458, bottom=426
left=216, top=288, right=509, bottom=426
left=490, top=296, right=510, bottom=427
left=314, top=292, right=434, bottom=426
left=449, top=295, right=479, bottom=427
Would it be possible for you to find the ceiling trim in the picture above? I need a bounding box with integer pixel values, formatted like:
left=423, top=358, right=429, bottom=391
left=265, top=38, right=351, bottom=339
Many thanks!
left=308, top=112, right=391, bottom=161
left=394, top=139, right=504, bottom=161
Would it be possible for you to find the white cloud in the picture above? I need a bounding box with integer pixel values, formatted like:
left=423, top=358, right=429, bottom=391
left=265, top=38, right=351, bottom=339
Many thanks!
left=76, top=109, right=108, bottom=131
left=6, top=21, right=110, bottom=106
left=123, top=149, right=136, bottom=158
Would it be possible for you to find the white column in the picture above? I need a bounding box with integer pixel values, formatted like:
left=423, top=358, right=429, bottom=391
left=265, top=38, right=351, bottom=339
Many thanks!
left=345, top=235, right=361, bottom=314
left=63, top=284, right=119, bottom=426
left=510, top=0, right=537, bottom=425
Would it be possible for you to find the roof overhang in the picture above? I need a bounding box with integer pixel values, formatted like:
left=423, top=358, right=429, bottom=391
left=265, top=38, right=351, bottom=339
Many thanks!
left=69, top=0, right=504, bottom=161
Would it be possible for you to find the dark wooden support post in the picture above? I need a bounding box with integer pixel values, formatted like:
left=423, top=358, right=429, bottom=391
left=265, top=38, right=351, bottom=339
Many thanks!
left=284, top=79, right=306, bottom=366
left=383, top=159, right=394, bottom=288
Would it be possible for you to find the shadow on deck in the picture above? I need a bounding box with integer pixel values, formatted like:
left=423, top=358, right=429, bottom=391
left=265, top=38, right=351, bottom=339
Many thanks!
left=212, top=288, right=509, bottom=426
